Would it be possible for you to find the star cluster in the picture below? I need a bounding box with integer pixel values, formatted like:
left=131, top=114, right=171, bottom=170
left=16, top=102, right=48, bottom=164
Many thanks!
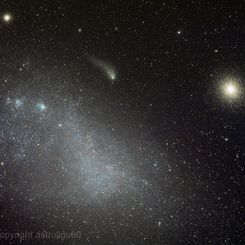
left=2, top=12, right=13, bottom=23
left=222, top=78, right=241, bottom=99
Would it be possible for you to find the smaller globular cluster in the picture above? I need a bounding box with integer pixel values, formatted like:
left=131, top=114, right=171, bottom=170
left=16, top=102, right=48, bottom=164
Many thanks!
left=2, top=12, right=13, bottom=23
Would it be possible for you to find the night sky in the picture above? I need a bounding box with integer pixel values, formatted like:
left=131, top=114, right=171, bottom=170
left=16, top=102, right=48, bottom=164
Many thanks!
left=0, top=0, right=244, bottom=244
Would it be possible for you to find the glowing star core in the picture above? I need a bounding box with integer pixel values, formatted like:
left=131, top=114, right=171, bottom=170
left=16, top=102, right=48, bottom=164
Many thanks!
left=3, top=13, right=13, bottom=23
left=223, top=81, right=239, bottom=98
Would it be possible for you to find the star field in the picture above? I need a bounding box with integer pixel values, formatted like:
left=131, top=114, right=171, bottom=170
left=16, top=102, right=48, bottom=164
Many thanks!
left=0, top=1, right=244, bottom=244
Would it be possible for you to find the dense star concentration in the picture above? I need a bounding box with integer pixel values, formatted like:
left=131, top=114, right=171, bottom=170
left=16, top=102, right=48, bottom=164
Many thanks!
left=0, top=1, right=244, bottom=244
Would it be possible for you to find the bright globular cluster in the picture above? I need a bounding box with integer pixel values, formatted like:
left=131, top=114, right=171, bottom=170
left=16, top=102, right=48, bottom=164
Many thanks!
left=2, top=12, right=13, bottom=23
left=224, top=83, right=237, bottom=96
left=221, top=78, right=241, bottom=100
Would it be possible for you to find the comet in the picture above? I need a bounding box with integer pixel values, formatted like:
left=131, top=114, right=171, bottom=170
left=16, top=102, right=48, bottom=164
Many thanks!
left=89, top=57, right=117, bottom=81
